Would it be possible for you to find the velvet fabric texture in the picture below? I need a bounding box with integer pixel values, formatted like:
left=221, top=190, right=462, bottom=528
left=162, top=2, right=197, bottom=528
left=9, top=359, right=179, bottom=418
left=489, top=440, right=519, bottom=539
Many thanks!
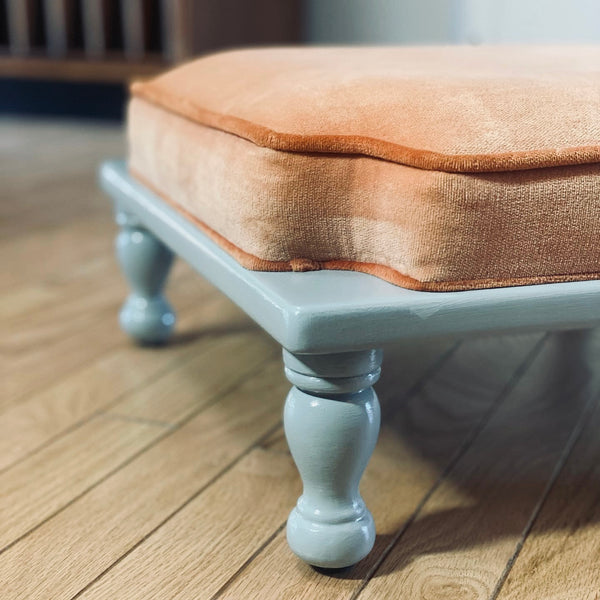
left=128, top=46, right=600, bottom=291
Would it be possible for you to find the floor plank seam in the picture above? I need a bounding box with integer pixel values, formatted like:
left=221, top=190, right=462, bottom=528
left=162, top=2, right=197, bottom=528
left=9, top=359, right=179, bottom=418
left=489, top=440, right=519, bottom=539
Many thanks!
left=0, top=341, right=205, bottom=475
left=0, top=305, right=263, bottom=474
left=0, top=409, right=105, bottom=477
left=1, top=271, right=215, bottom=415
left=68, top=419, right=285, bottom=600
left=4, top=271, right=121, bottom=324
left=489, top=388, right=600, bottom=600
left=0, top=353, right=278, bottom=556
left=97, top=412, right=174, bottom=429
left=350, top=333, right=549, bottom=600
left=382, top=340, right=462, bottom=417
left=3, top=332, right=123, bottom=413
left=209, top=520, right=288, bottom=600
left=0, top=420, right=176, bottom=557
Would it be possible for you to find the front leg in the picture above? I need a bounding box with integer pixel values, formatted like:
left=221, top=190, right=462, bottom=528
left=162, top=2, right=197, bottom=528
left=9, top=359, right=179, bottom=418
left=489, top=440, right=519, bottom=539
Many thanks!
left=283, top=348, right=382, bottom=568
left=115, top=209, right=175, bottom=344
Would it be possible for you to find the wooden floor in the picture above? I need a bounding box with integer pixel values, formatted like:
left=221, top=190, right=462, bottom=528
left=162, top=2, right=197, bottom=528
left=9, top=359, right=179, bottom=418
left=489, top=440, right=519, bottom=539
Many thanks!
left=2, top=118, right=600, bottom=600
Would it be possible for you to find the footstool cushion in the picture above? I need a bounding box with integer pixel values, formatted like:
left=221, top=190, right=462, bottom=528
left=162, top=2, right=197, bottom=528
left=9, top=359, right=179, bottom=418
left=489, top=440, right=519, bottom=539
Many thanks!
left=127, top=46, right=600, bottom=291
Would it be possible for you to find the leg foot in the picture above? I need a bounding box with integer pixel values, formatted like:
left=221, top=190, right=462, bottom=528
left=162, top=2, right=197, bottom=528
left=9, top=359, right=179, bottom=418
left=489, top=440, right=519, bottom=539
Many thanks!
left=115, top=210, right=175, bottom=344
left=283, top=348, right=382, bottom=568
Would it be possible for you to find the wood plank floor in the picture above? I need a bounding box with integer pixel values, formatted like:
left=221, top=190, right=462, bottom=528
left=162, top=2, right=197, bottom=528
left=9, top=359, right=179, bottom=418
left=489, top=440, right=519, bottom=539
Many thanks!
left=2, top=118, right=600, bottom=600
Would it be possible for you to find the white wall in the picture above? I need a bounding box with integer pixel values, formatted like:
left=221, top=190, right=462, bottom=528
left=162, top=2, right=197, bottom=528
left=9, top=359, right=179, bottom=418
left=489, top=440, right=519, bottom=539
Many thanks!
left=304, top=0, right=600, bottom=44
left=305, top=0, right=455, bottom=44
left=458, top=0, right=600, bottom=43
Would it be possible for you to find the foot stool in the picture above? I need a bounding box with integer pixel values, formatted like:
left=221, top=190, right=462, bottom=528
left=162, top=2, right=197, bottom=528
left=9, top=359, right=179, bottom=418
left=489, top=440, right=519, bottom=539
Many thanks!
left=100, top=46, right=600, bottom=569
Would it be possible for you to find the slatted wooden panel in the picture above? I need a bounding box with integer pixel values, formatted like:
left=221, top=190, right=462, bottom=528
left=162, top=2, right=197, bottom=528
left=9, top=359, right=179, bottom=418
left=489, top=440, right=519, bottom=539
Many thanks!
left=0, top=0, right=302, bottom=81
left=2, top=0, right=163, bottom=59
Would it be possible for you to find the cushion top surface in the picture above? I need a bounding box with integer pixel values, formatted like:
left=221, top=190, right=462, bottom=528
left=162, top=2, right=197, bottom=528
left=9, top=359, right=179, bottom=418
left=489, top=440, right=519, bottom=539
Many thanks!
left=131, top=45, right=600, bottom=173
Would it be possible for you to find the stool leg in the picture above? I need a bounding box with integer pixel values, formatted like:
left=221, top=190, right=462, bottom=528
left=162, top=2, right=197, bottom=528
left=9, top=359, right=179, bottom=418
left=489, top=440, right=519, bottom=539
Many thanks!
left=283, top=348, right=382, bottom=568
left=115, top=209, right=175, bottom=344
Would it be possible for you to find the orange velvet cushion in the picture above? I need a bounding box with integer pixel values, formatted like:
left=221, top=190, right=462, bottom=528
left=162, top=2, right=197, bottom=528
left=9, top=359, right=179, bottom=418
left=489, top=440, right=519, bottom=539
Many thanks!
left=128, top=46, right=600, bottom=291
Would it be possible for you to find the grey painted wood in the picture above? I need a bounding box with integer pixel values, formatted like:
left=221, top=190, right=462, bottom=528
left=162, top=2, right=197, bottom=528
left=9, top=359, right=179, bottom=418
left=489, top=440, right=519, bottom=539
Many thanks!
left=100, top=160, right=600, bottom=354
left=283, top=349, right=382, bottom=568
left=115, top=208, right=176, bottom=344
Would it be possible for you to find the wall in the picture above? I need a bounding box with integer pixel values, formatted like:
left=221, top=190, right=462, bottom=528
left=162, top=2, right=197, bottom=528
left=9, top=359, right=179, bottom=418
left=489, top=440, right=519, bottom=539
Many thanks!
left=304, top=0, right=600, bottom=44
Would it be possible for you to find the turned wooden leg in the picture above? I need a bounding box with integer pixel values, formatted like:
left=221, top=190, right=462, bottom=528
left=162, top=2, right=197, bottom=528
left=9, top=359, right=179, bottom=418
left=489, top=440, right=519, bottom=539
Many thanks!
left=283, top=348, right=382, bottom=568
left=115, top=209, right=175, bottom=344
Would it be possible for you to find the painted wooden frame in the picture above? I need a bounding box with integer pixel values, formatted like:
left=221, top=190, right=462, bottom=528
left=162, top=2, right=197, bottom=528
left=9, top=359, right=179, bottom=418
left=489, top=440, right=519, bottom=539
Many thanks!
left=100, top=159, right=600, bottom=568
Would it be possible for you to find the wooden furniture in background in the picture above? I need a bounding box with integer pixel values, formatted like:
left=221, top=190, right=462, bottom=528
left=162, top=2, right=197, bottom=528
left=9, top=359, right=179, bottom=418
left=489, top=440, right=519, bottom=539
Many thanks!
left=0, top=0, right=301, bottom=82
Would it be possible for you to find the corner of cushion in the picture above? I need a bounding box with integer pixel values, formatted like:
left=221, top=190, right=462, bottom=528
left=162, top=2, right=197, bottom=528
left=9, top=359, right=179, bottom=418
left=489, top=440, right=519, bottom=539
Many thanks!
left=129, top=80, right=146, bottom=96
left=129, top=80, right=168, bottom=107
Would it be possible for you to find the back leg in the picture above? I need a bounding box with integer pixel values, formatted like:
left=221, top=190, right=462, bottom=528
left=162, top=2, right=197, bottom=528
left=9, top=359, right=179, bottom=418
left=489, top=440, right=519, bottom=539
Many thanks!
left=115, top=209, right=175, bottom=344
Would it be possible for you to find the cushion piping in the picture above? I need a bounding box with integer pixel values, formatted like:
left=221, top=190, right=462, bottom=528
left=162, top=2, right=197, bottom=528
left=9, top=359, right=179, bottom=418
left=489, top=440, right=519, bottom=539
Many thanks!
left=131, top=83, right=600, bottom=174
